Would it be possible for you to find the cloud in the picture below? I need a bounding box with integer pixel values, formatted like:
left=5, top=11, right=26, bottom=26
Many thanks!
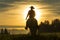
left=0, top=0, right=25, bottom=3
left=0, top=0, right=60, bottom=15
left=38, top=0, right=60, bottom=6
left=39, top=0, right=60, bottom=15
left=0, top=3, right=14, bottom=12
left=0, top=3, right=13, bottom=8
left=0, top=0, right=27, bottom=12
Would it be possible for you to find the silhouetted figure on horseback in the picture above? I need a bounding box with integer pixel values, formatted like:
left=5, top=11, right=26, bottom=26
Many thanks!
left=25, top=6, right=38, bottom=36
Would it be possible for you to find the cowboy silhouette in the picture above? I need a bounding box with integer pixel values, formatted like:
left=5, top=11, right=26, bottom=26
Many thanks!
left=26, top=6, right=35, bottom=19
left=25, top=6, right=38, bottom=36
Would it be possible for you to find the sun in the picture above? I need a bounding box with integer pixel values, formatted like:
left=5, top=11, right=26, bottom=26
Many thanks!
left=34, top=7, right=40, bottom=20
left=24, top=5, right=41, bottom=21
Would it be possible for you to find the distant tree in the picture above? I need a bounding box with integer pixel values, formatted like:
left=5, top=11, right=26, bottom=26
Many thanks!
left=0, top=29, right=4, bottom=34
left=38, top=20, right=50, bottom=33
left=44, top=20, right=49, bottom=25
left=51, top=19, right=60, bottom=32
left=37, top=19, right=60, bottom=34
left=4, top=28, right=10, bottom=34
left=44, top=20, right=50, bottom=32
left=38, top=22, right=44, bottom=33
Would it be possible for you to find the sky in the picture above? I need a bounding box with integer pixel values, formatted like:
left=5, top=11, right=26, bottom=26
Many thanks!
left=0, top=0, right=60, bottom=26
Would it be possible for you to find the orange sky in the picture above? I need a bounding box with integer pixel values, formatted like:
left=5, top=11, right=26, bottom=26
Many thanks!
left=0, top=2, right=60, bottom=26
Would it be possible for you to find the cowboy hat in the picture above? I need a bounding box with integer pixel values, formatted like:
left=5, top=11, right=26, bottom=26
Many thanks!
left=30, top=6, right=35, bottom=9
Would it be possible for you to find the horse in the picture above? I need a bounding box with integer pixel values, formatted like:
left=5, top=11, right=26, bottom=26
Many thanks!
left=25, top=18, right=38, bottom=36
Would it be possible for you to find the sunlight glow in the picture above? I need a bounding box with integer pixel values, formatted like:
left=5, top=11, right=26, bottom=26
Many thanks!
left=24, top=5, right=41, bottom=20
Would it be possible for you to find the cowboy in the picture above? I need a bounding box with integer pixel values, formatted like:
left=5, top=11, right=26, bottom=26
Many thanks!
left=25, top=6, right=38, bottom=36
left=26, top=6, right=35, bottom=19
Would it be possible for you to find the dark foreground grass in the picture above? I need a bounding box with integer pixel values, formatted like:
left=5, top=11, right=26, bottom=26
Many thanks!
left=0, top=34, right=60, bottom=40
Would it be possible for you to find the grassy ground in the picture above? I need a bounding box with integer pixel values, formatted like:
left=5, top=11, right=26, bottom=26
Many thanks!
left=0, top=33, right=60, bottom=40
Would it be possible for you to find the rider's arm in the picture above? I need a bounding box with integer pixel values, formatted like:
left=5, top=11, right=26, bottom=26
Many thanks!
left=26, top=13, right=29, bottom=20
left=26, top=11, right=30, bottom=20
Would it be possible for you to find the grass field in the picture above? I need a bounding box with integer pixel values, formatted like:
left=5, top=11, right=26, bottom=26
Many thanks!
left=0, top=33, right=60, bottom=40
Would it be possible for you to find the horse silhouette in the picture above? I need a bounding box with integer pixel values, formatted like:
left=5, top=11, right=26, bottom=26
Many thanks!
left=25, top=18, right=38, bottom=36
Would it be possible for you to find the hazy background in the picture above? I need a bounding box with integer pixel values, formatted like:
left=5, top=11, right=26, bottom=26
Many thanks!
left=0, top=0, right=60, bottom=34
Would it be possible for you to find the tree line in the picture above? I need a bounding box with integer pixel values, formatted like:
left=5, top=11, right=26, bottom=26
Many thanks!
left=38, top=19, right=60, bottom=33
